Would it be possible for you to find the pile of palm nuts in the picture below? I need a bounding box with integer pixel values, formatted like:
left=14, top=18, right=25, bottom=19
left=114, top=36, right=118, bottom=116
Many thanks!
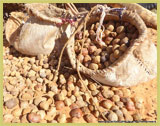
left=3, top=42, right=148, bottom=123
left=75, top=20, right=138, bottom=70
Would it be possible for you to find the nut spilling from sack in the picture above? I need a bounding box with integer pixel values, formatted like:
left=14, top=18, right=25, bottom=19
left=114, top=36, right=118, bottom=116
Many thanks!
left=75, top=20, right=138, bottom=70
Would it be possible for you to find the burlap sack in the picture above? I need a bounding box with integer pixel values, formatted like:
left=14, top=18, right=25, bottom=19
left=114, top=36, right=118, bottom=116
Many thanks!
left=67, top=9, right=157, bottom=87
left=5, top=3, right=74, bottom=55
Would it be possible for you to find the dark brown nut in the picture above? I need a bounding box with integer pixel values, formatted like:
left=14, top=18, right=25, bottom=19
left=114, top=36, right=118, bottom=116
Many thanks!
left=75, top=45, right=80, bottom=53
left=119, top=44, right=127, bottom=52
left=75, top=32, right=83, bottom=40
left=55, top=101, right=65, bottom=110
left=112, top=44, right=120, bottom=51
left=89, top=63, right=98, bottom=70
left=104, top=30, right=111, bottom=37
left=101, top=55, right=107, bottom=62
left=110, top=53, right=116, bottom=63
left=77, top=54, right=84, bottom=63
left=81, top=48, right=88, bottom=56
left=106, top=45, right=113, bottom=54
left=27, top=113, right=41, bottom=123
left=120, top=37, right=129, bottom=44
left=70, top=108, right=83, bottom=118
left=89, top=30, right=96, bottom=40
left=88, top=46, right=97, bottom=54
left=105, top=37, right=113, bottom=45
left=84, top=55, right=91, bottom=63
left=132, top=32, right=138, bottom=39
left=94, top=48, right=102, bottom=56
left=116, top=32, right=126, bottom=39
left=88, top=104, right=95, bottom=111
left=92, top=56, right=101, bottom=64
left=116, top=26, right=125, bottom=33
left=104, top=61, right=110, bottom=67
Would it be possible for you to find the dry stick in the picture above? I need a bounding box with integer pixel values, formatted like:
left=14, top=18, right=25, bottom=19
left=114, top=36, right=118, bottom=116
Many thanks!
left=76, top=5, right=108, bottom=121
left=70, top=3, right=79, bottom=13
left=66, top=3, right=79, bottom=15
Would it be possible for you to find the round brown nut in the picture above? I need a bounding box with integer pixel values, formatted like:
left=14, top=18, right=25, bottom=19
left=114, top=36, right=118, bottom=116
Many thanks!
left=112, top=95, right=120, bottom=102
left=117, top=32, right=126, bottom=39
left=70, top=108, right=83, bottom=118
left=113, top=50, right=122, bottom=59
left=107, top=111, right=118, bottom=121
left=102, top=90, right=114, bottom=99
left=5, top=98, right=18, bottom=109
left=55, top=101, right=65, bottom=110
left=104, top=61, right=110, bottom=67
left=89, top=63, right=98, bottom=70
left=116, top=26, right=125, bottom=33
left=82, top=48, right=88, bottom=56
left=27, top=113, right=41, bottom=123
left=101, top=100, right=113, bottom=109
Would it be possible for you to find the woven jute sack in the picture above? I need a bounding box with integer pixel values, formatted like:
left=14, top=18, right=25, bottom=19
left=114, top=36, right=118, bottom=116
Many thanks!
left=67, top=9, right=157, bottom=87
left=5, top=3, right=74, bottom=55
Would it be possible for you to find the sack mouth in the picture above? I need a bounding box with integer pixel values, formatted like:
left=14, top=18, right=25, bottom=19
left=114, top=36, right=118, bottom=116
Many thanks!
left=67, top=9, right=148, bottom=77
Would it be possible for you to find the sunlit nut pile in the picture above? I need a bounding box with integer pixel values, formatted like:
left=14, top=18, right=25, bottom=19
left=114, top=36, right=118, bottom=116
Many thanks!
left=75, top=21, right=138, bottom=70
left=3, top=42, right=149, bottom=123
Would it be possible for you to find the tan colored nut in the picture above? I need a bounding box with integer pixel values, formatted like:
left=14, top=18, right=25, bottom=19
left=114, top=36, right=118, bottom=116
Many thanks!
left=55, top=101, right=65, bottom=110
left=77, top=54, right=84, bottom=63
left=108, top=111, right=118, bottom=121
left=102, top=100, right=113, bottom=109
left=112, top=38, right=120, bottom=45
left=116, top=26, right=125, bottom=33
left=84, top=55, right=91, bottom=63
left=88, top=83, right=97, bottom=91
left=84, top=114, right=97, bottom=123
left=112, top=44, right=120, bottom=51
left=113, top=49, right=122, bottom=59
left=89, top=63, right=98, bottom=70
left=92, top=56, right=101, bottom=64
left=27, top=113, right=41, bottom=123
left=104, top=30, right=111, bottom=36
left=105, top=37, right=113, bottom=45
left=57, top=114, right=66, bottom=123
left=112, top=95, right=120, bottom=102
left=110, top=53, right=116, bottom=63
left=12, top=108, right=22, bottom=117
